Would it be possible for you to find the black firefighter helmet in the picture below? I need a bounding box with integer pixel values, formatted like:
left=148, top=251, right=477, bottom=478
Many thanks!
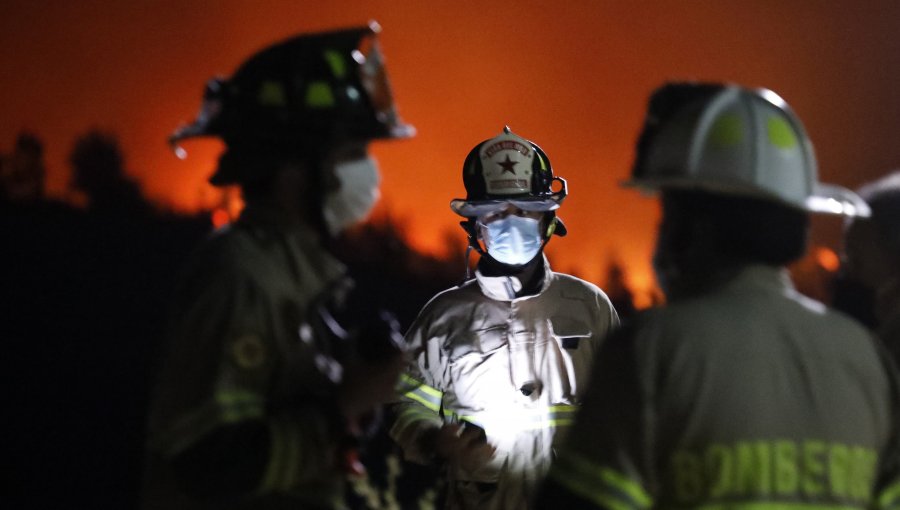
left=170, top=21, right=414, bottom=185
left=451, top=126, right=568, bottom=237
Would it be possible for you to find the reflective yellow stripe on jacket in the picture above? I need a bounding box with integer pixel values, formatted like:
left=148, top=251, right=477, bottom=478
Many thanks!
left=880, top=480, right=900, bottom=510
left=549, top=449, right=652, bottom=510
left=258, top=418, right=302, bottom=492
left=692, top=504, right=864, bottom=510
left=451, top=404, right=579, bottom=432
left=397, top=373, right=442, bottom=412
left=155, top=389, right=266, bottom=458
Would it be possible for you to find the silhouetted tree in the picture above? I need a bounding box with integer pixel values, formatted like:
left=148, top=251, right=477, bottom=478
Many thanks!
left=69, top=130, right=152, bottom=216
left=0, top=132, right=46, bottom=203
left=2, top=128, right=212, bottom=509
left=335, top=213, right=460, bottom=329
left=603, top=258, right=636, bottom=320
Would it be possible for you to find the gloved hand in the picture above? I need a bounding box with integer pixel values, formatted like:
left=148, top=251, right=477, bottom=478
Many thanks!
left=433, top=422, right=496, bottom=472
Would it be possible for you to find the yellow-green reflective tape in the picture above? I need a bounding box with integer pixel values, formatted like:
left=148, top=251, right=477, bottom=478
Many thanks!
left=219, top=405, right=264, bottom=423
left=599, top=466, right=652, bottom=508
left=536, top=151, right=548, bottom=171
left=517, top=417, right=575, bottom=431
left=215, top=389, right=263, bottom=405
left=399, top=404, right=439, bottom=420
left=399, top=374, right=441, bottom=398
left=257, top=81, right=286, bottom=106
left=323, top=50, right=347, bottom=78
left=694, top=503, right=861, bottom=510
left=767, top=116, right=798, bottom=149
left=157, top=391, right=266, bottom=459
left=395, top=405, right=440, bottom=431
left=553, top=452, right=652, bottom=509
left=450, top=405, right=576, bottom=430
left=395, top=374, right=418, bottom=394
left=280, top=421, right=300, bottom=491
left=879, top=480, right=900, bottom=509
left=259, top=420, right=287, bottom=493
left=404, top=390, right=441, bottom=412
left=548, top=465, right=632, bottom=510
left=396, top=373, right=424, bottom=393
left=215, top=390, right=265, bottom=421
left=399, top=374, right=442, bottom=411
left=305, top=81, right=335, bottom=108
left=709, top=113, right=743, bottom=147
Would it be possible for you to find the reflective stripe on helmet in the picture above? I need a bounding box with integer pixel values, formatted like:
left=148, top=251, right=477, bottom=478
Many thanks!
left=304, top=81, right=336, bottom=108
left=548, top=450, right=652, bottom=510
left=625, top=82, right=870, bottom=218
left=535, top=148, right=548, bottom=171
left=169, top=22, right=414, bottom=166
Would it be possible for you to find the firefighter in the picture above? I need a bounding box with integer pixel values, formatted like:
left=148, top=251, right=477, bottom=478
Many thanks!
left=390, top=126, right=620, bottom=509
left=141, top=22, right=412, bottom=510
left=536, top=82, right=900, bottom=510
left=843, top=171, right=900, bottom=360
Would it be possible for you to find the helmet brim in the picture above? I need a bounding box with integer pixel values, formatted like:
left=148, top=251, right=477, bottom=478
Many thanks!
left=450, top=196, right=563, bottom=218
left=806, top=183, right=871, bottom=217
left=622, top=177, right=871, bottom=218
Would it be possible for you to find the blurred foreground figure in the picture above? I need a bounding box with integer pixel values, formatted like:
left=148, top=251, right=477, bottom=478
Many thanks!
left=391, top=127, right=619, bottom=509
left=141, top=22, right=412, bottom=510
left=843, top=171, right=900, bottom=360
left=537, top=83, right=900, bottom=509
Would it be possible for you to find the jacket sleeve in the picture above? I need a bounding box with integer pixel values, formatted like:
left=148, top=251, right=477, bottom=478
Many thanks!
left=600, top=289, right=622, bottom=332
left=874, top=336, right=900, bottom=510
left=390, top=303, right=448, bottom=465
left=147, top=254, right=340, bottom=499
left=536, top=320, right=655, bottom=510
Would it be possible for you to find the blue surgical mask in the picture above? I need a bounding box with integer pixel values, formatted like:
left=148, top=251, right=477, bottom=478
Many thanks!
left=481, top=215, right=543, bottom=265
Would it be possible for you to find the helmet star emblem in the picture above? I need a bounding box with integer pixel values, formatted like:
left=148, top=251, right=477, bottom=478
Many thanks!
left=498, top=154, right=518, bottom=174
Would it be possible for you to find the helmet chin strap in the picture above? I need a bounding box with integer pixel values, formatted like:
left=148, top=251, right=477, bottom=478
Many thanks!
left=460, top=219, right=485, bottom=281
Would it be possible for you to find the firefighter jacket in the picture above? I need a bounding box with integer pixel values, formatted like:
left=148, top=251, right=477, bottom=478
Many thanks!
left=539, top=264, right=900, bottom=510
left=877, top=277, right=900, bottom=364
left=391, top=256, right=620, bottom=509
left=141, top=204, right=352, bottom=510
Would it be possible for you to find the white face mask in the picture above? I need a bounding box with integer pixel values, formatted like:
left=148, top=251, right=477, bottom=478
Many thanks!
left=481, top=215, right=544, bottom=265
left=322, top=156, right=381, bottom=236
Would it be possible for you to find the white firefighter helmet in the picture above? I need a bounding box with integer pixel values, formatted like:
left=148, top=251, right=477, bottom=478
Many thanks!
left=624, top=82, right=870, bottom=217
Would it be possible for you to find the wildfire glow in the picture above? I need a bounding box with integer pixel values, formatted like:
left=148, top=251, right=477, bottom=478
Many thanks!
left=815, top=247, right=841, bottom=273
left=2, top=1, right=894, bottom=304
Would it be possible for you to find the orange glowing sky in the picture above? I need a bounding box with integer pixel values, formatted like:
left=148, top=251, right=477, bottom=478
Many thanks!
left=3, top=1, right=899, bottom=299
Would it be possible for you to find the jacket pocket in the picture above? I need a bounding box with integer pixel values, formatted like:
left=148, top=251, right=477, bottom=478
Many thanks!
left=550, top=317, right=592, bottom=350
left=447, top=325, right=507, bottom=363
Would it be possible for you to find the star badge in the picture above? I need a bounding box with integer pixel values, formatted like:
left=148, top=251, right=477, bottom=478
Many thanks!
left=497, top=154, right=518, bottom=174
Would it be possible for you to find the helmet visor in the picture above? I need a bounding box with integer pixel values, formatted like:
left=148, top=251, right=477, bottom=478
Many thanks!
left=450, top=196, right=562, bottom=217
left=356, top=33, right=415, bottom=139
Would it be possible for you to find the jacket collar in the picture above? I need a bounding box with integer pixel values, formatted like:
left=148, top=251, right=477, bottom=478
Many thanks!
left=475, top=255, right=554, bottom=301
left=723, top=264, right=796, bottom=296
left=236, top=202, right=346, bottom=287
